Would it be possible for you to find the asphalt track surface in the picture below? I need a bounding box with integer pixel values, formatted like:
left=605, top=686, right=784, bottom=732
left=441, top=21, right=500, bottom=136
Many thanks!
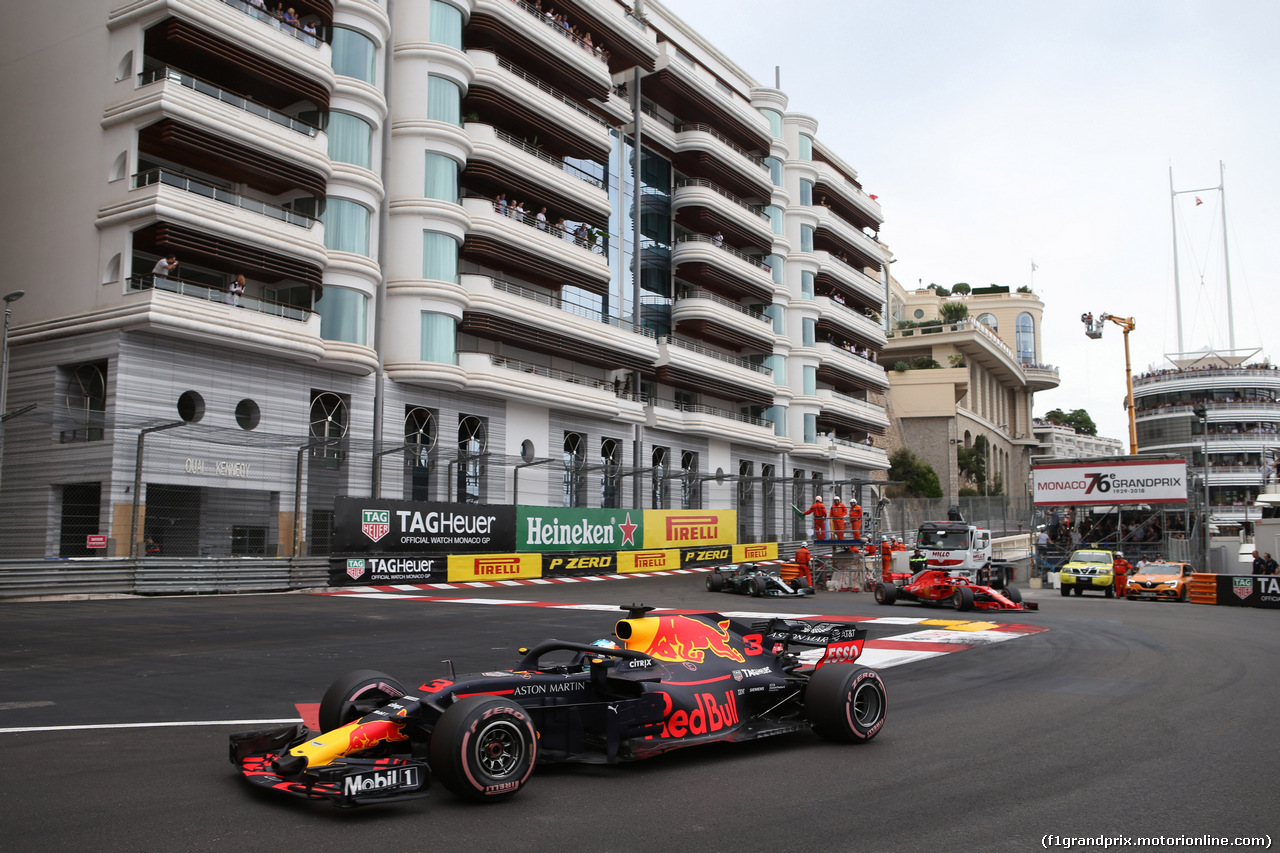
left=1, top=575, right=1276, bottom=853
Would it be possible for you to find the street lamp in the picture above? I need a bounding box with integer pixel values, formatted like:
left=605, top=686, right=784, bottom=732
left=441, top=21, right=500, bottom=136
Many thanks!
left=0, top=290, right=25, bottom=495
left=1193, top=404, right=1210, bottom=571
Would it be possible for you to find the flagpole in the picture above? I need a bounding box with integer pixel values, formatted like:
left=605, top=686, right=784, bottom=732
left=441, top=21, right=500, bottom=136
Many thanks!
left=1219, top=161, right=1235, bottom=350
left=1169, top=165, right=1184, bottom=354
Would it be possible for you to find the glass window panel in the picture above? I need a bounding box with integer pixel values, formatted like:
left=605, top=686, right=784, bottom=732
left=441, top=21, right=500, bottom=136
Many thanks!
left=804, top=413, right=817, bottom=444
left=420, top=312, right=457, bottom=364
left=801, top=271, right=815, bottom=299
left=429, top=0, right=464, bottom=49
left=424, top=152, right=458, bottom=201
left=1017, top=312, right=1036, bottom=363
left=427, top=76, right=461, bottom=125
left=322, top=198, right=371, bottom=255
left=799, top=179, right=813, bottom=206
left=423, top=231, right=459, bottom=282
left=332, top=27, right=376, bottom=83
left=766, top=354, right=785, bottom=386
left=803, top=317, right=816, bottom=348
left=766, top=157, right=782, bottom=187
left=766, top=205, right=784, bottom=235
left=798, top=134, right=813, bottom=160
left=803, top=365, right=816, bottom=395
left=328, top=112, right=372, bottom=169
left=768, top=254, right=784, bottom=285
left=800, top=224, right=814, bottom=253
left=760, top=108, right=782, bottom=138
left=315, top=286, right=367, bottom=344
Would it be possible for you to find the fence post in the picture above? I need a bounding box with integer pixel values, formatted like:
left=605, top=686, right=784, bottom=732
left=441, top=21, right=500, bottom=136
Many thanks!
left=129, top=421, right=186, bottom=557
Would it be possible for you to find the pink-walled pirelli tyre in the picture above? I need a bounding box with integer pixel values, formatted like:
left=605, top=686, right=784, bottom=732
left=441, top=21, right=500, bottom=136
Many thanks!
left=953, top=586, right=975, bottom=611
left=805, top=663, right=886, bottom=743
left=874, top=582, right=897, bottom=605
left=319, top=670, right=408, bottom=733
left=429, top=696, right=538, bottom=802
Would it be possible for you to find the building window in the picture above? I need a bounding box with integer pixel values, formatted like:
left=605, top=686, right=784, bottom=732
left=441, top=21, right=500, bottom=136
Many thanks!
left=804, top=413, right=817, bottom=444
left=766, top=157, right=782, bottom=187
left=457, top=415, right=487, bottom=503
left=803, top=317, right=816, bottom=348
left=429, top=0, right=464, bottom=49
left=798, top=134, right=813, bottom=160
left=766, top=405, right=786, bottom=437
left=977, top=312, right=998, bottom=332
left=316, top=286, right=368, bottom=343
left=322, top=198, right=371, bottom=255
left=309, top=391, right=348, bottom=464
left=600, top=438, right=620, bottom=508
left=420, top=312, right=457, bottom=363
left=801, top=271, right=814, bottom=299
left=766, top=205, right=784, bottom=235
left=765, top=354, right=785, bottom=385
left=680, top=451, right=699, bottom=509
left=768, top=254, right=784, bottom=285
left=1016, top=312, right=1036, bottom=363
left=332, top=27, right=376, bottom=83
left=803, top=365, right=816, bottom=395
left=799, top=179, right=813, bottom=206
left=563, top=432, right=586, bottom=507
left=424, top=152, right=458, bottom=201
left=760, top=108, right=783, bottom=138
left=61, top=362, right=107, bottom=443
left=404, top=406, right=437, bottom=475
left=651, top=446, right=668, bottom=509
left=427, top=75, right=462, bottom=125
left=422, top=231, right=459, bottom=282
left=800, top=224, right=814, bottom=253
left=328, top=112, right=373, bottom=169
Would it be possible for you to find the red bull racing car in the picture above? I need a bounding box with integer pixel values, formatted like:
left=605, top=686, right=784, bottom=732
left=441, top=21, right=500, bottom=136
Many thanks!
left=873, top=568, right=1037, bottom=612
left=230, top=605, right=887, bottom=807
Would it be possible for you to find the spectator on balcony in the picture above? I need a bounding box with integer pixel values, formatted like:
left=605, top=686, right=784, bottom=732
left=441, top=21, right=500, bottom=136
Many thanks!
left=249, top=0, right=266, bottom=9
left=495, top=193, right=508, bottom=216
left=573, top=223, right=589, bottom=247
left=536, top=207, right=548, bottom=231
left=152, top=254, right=178, bottom=281
left=513, top=200, right=526, bottom=221
left=712, top=231, right=724, bottom=248
left=227, top=274, right=246, bottom=307
left=283, top=7, right=299, bottom=26
left=303, top=20, right=317, bottom=37
left=270, top=2, right=284, bottom=19
left=553, top=217, right=566, bottom=236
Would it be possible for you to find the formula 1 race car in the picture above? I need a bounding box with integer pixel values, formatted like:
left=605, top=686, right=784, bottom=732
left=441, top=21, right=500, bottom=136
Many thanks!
left=873, top=568, right=1037, bottom=612
left=229, top=605, right=886, bottom=807
left=706, top=563, right=814, bottom=596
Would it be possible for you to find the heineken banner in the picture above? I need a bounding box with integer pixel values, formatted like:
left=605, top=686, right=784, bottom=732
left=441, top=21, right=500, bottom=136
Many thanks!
left=333, top=497, right=517, bottom=554
left=519, top=508, right=642, bottom=552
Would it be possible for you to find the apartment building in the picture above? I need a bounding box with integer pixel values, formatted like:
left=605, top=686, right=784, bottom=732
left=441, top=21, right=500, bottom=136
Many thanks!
left=882, top=283, right=1060, bottom=496
left=1032, top=421, right=1125, bottom=461
left=0, top=0, right=890, bottom=558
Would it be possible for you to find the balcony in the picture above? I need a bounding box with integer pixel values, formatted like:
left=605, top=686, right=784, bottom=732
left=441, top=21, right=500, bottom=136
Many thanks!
left=457, top=353, right=627, bottom=419
left=887, top=320, right=1024, bottom=385
left=814, top=205, right=885, bottom=268
left=460, top=275, right=657, bottom=372
left=465, top=124, right=609, bottom=227
left=656, top=336, right=775, bottom=405
left=816, top=389, right=889, bottom=433
left=545, top=0, right=659, bottom=72
left=467, top=0, right=612, bottom=101
left=133, top=168, right=317, bottom=228
left=791, top=436, right=890, bottom=471
left=1021, top=362, right=1061, bottom=391
left=812, top=160, right=883, bottom=228
left=671, top=289, right=775, bottom=350
left=122, top=276, right=324, bottom=362
left=671, top=234, right=776, bottom=302
left=816, top=342, right=890, bottom=391
left=816, top=251, right=884, bottom=306
left=645, top=43, right=771, bottom=154
left=1133, top=366, right=1280, bottom=392
left=216, top=0, right=328, bottom=49
left=466, top=52, right=612, bottom=162
left=460, top=196, right=610, bottom=295
left=817, top=296, right=886, bottom=347
left=672, top=178, right=773, bottom=249
left=672, top=123, right=773, bottom=200
left=138, top=65, right=321, bottom=137
left=647, top=398, right=776, bottom=449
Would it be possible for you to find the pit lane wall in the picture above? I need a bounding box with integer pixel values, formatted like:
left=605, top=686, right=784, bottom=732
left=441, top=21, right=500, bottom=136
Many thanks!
left=327, top=499, right=774, bottom=585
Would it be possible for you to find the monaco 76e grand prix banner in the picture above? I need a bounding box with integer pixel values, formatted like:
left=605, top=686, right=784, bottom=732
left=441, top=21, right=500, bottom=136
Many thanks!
left=1032, top=459, right=1188, bottom=506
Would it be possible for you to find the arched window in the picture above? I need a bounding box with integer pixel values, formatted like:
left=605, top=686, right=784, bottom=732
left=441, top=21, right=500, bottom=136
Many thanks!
left=600, top=438, right=620, bottom=508
left=563, top=432, right=586, bottom=507
left=1016, top=312, right=1035, bottom=364
left=976, top=312, right=998, bottom=332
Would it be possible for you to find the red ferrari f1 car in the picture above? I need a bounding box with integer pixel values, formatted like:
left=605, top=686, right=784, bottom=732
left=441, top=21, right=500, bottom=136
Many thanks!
left=230, top=605, right=887, bottom=807
left=873, top=568, right=1037, bottom=612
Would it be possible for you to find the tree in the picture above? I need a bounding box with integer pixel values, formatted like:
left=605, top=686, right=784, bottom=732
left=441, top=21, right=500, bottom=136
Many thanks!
left=940, top=301, right=969, bottom=323
left=951, top=283, right=971, bottom=295
left=956, top=435, right=988, bottom=489
left=1044, top=408, right=1098, bottom=436
left=888, top=448, right=943, bottom=498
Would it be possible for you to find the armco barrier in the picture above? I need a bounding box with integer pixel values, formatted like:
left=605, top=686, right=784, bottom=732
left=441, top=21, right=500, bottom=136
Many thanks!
left=1189, top=573, right=1218, bottom=605
left=0, top=558, right=329, bottom=600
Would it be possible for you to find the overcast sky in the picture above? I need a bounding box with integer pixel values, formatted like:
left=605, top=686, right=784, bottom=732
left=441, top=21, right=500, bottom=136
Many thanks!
left=665, top=0, right=1278, bottom=441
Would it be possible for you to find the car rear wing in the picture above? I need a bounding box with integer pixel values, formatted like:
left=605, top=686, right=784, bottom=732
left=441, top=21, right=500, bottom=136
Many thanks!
left=755, top=618, right=867, bottom=649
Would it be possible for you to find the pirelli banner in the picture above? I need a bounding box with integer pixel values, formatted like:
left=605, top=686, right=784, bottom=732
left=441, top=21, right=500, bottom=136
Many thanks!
left=1033, top=459, right=1188, bottom=506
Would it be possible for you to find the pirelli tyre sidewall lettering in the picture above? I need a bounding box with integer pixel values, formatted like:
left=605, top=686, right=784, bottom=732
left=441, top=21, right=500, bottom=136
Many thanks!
left=429, top=697, right=538, bottom=802
left=844, top=668, right=887, bottom=741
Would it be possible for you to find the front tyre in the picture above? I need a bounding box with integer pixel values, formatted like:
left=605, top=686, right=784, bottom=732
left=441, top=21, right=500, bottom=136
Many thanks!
left=319, top=669, right=408, bottom=732
left=1060, top=584, right=1071, bottom=597
left=429, top=696, right=538, bottom=802
left=1003, top=585, right=1022, bottom=604
left=805, top=663, right=887, bottom=743
left=952, top=586, right=975, bottom=611
left=748, top=577, right=764, bottom=597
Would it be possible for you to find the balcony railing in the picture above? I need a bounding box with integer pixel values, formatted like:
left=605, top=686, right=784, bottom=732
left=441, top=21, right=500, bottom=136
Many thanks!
left=128, top=274, right=312, bottom=321
left=133, top=168, right=318, bottom=228
left=494, top=57, right=610, bottom=128
left=674, top=122, right=769, bottom=171
left=486, top=354, right=614, bottom=390
left=674, top=178, right=768, bottom=221
left=489, top=278, right=655, bottom=338
left=675, top=288, right=768, bottom=322
left=1134, top=366, right=1280, bottom=388
left=650, top=398, right=770, bottom=428
left=219, top=0, right=323, bottom=47
left=481, top=194, right=606, bottom=255
left=660, top=335, right=771, bottom=375
left=1136, top=401, right=1280, bottom=417
left=508, top=0, right=609, bottom=64
left=492, top=128, right=605, bottom=189
left=827, top=389, right=886, bottom=415
left=675, top=234, right=772, bottom=273
left=139, top=65, right=320, bottom=137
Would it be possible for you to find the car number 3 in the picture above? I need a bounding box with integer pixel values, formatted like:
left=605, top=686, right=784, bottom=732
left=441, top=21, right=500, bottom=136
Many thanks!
left=743, top=634, right=763, bottom=656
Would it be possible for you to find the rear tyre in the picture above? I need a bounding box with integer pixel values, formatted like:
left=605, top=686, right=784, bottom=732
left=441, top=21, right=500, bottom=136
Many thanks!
left=805, top=663, right=887, bottom=743
left=1060, top=584, right=1071, bottom=597
left=1003, top=585, right=1022, bottom=604
left=1104, top=586, right=1115, bottom=599
left=873, top=583, right=897, bottom=605
left=319, top=670, right=408, bottom=733
left=706, top=572, right=724, bottom=592
left=429, top=696, right=538, bottom=802
left=953, top=586, right=975, bottom=611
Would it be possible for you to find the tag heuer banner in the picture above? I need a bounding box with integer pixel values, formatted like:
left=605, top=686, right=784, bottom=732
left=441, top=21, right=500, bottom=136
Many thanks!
left=333, top=498, right=518, bottom=554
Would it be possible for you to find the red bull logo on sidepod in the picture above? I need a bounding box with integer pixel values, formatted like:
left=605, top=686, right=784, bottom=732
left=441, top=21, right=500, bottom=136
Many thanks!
left=619, top=615, right=745, bottom=663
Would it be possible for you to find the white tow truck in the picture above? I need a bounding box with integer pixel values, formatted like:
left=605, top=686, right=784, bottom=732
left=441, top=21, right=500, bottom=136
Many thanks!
left=915, top=520, right=1015, bottom=588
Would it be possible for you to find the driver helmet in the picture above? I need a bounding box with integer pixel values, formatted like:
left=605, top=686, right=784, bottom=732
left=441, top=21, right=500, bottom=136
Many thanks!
left=591, top=638, right=619, bottom=649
